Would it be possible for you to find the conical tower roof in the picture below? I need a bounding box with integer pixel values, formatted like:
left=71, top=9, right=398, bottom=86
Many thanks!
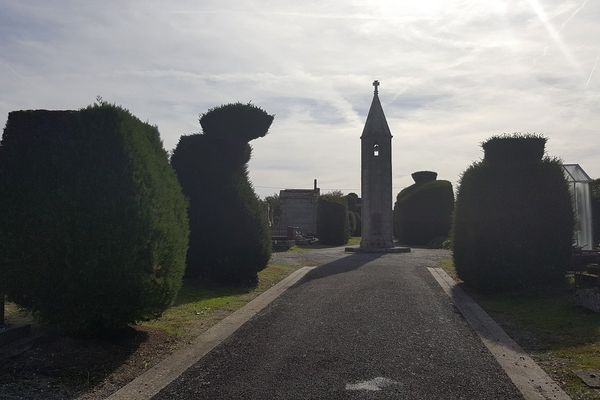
left=361, top=80, right=392, bottom=139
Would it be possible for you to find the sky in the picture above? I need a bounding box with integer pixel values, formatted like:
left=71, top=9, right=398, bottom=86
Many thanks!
left=1, top=0, right=598, bottom=198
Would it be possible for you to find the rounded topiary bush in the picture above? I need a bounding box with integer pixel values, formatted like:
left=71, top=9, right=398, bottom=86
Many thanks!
left=452, top=134, right=573, bottom=292
left=171, top=103, right=273, bottom=284
left=200, top=103, right=273, bottom=142
left=411, top=170, right=438, bottom=184
left=393, top=171, right=454, bottom=246
left=317, top=194, right=350, bottom=246
left=0, top=104, right=189, bottom=335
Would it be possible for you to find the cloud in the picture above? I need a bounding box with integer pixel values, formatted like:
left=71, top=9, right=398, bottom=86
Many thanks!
left=1, top=0, right=599, bottom=199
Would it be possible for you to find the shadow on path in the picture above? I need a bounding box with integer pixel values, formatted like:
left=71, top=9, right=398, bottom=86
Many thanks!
left=0, top=327, right=151, bottom=400
left=294, top=253, right=383, bottom=286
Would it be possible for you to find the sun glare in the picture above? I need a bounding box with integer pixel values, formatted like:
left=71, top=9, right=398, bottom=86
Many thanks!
left=525, top=0, right=581, bottom=72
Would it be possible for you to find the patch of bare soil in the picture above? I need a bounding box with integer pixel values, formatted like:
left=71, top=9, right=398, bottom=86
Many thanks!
left=0, top=326, right=178, bottom=400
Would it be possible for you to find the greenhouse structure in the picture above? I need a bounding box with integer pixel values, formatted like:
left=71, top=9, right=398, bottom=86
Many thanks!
left=562, top=164, right=593, bottom=250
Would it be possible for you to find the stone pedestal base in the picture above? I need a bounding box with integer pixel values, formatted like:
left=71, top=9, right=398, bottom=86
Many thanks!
left=344, top=246, right=411, bottom=254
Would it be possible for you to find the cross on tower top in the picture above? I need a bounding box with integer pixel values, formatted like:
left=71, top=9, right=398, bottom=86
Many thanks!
left=373, top=80, right=380, bottom=94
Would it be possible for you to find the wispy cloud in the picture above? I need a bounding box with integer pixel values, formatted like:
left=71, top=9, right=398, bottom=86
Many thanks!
left=586, top=55, right=599, bottom=88
left=525, top=0, right=582, bottom=74
left=1, top=0, right=599, bottom=197
left=560, top=0, right=590, bottom=31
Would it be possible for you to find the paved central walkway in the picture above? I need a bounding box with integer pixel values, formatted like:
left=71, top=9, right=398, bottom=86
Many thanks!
left=154, top=248, right=523, bottom=399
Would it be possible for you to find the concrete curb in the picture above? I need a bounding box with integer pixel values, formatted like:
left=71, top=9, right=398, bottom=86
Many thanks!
left=107, top=266, right=315, bottom=400
left=427, top=267, right=571, bottom=400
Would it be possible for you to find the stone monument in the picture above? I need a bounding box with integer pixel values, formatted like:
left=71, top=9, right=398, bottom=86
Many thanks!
left=347, top=81, right=409, bottom=253
left=277, top=179, right=320, bottom=236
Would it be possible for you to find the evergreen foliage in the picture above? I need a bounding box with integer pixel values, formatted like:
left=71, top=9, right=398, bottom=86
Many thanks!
left=200, top=102, right=273, bottom=142
left=264, top=193, right=281, bottom=228
left=481, top=133, right=546, bottom=164
left=171, top=103, right=273, bottom=284
left=345, top=192, right=362, bottom=236
left=393, top=171, right=454, bottom=246
left=411, top=171, right=438, bottom=184
left=317, top=193, right=350, bottom=246
left=0, top=104, right=189, bottom=335
left=452, top=134, right=573, bottom=292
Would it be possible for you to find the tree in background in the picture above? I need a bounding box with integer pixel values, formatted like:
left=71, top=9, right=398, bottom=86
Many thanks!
left=317, top=192, right=350, bottom=246
left=0, top=103, right=189, bottom=335
left=264, top=193, right=281, bottom=228
left=452, top=134, right=573, bottom=292
left=171, top=103, right=274, bottom=285
left=345, top=192, right=362, bottom=237
left=393, top=171, right=454, bottom=247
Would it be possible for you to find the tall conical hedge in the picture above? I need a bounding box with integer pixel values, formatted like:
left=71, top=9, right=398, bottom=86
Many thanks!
left=393, top=171, right=454, bottom=246
left=171, top=103, right=273, bottom=284
left=452, top=134, right=573, bottom=292
left=0, top=104, right=189, bottom=335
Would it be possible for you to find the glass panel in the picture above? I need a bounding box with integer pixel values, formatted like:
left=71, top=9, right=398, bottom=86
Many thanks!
left=576, top=182, right=593, bottom=250
left=563, top=164, right=592, bottom=183
left=563, top=165, right=576, bottom=182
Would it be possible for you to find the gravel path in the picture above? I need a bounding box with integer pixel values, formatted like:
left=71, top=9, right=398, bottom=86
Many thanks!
left=154, top=248, right=523, bottom=399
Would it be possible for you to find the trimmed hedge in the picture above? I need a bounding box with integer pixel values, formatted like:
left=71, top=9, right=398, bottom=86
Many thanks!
left=0, top=104, right=189, bottom=335
left=452, top=134, right=573, bottom=292
left=393, top=171, right=454, bottom=246
left=317, top=194, right=350, bottom=246
left=171, top=103, right=273, bottom=284
left=482, top=134, right=546, bottom=164
left=411, top=170, right=438, bottom=184
left=200, top=103, right=273, bottom=142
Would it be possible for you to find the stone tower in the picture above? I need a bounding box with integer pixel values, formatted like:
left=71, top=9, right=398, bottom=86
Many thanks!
left=360, top=80, right=394, bottom=249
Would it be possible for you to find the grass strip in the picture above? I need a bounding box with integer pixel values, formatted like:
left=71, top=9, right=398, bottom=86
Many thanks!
left=440, top=257, right=600, bottom=400
left=141, top=262, right=300, bottom=336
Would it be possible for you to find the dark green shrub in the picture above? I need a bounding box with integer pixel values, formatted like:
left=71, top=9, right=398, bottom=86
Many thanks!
left=452, top=134, right=573, bottom=292
left=411, top=171, right=438, bottom=184
left=200, top=103, right=273, bottom=142
left=264, top=193, right=281, bottom=227
left=348, top=211, right=360, bottom=237
left=0, top=104, right=189, bottom=335
left=317, top=194, right=350, bottom=246
left=482, top=134, right=546, bottom=164
left=393, top=171, right=454, bottom=245
left=592, top=179, right=600, bottom=248
left=345, top=192, right=362, bottom=236
left=171, top=103, right=273, bottom=284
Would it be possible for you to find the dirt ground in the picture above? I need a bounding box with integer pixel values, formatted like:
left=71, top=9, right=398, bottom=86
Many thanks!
left=0, top=248, right=333, bottom=399
left=0, top=326, right=178, bottom=400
